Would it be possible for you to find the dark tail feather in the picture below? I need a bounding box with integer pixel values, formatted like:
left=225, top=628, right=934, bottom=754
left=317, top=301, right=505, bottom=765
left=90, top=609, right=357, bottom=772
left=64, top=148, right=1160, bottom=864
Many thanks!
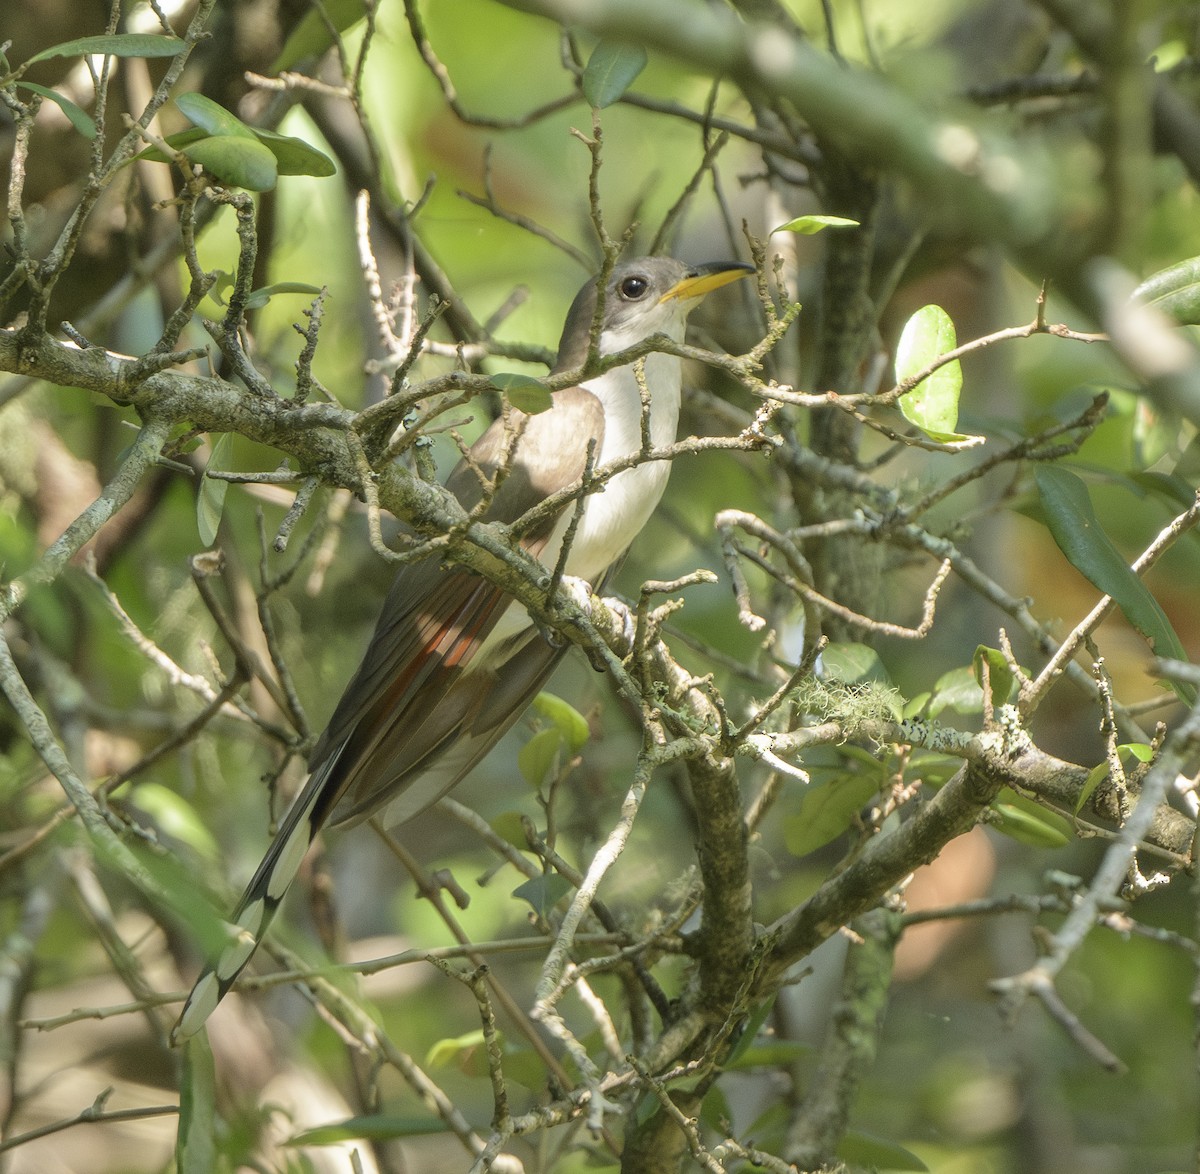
left=170, top=762, right=335, bottom=1044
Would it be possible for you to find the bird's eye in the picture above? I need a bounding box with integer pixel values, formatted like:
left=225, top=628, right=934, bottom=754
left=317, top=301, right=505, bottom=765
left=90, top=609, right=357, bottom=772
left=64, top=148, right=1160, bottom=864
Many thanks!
left=618, top=275, right=650, bottom=300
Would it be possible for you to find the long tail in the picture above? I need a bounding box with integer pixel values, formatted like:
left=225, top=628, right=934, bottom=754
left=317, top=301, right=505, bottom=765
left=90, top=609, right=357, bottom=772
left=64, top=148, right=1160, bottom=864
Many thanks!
left=170, top=759, right=337, bottom=1045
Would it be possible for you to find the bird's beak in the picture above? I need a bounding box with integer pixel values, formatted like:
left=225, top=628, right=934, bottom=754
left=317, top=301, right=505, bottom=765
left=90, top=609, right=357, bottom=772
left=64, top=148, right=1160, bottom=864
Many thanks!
left=659, top=261, right=755, bottom=303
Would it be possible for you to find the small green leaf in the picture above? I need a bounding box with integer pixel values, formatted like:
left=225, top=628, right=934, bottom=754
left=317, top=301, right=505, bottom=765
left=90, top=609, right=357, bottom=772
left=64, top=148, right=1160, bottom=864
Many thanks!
left=821, top=642, right=890, bottom=686
left=490, top=372, right=553, bottom=415
left=176, top=92, right=258, bottom=139
left=176, top=1035, right=218, bottom=1174
left=489, top=811, right=529, bottom=849
left=991, top=788, right=1072, bottom=848
left=1075, top=743, right=1153, bottom=813
left=27, top=34, right=186, bottom=65
left=197, top=434, right=232, bottom=547
left=928, top=665, right=983, bottom=717
left=252, top=128, right=337, bottom=177
left=518, top=727, right=563, bottom=789
left=181, top=135, right=279, bottom=191
left=426, top=1029, right=485, bottom=1069
left=972, top=645, right=1016, bottom=706
left=532, top=691, right=590, bottom=752
left=837, top=1129, right=929, bottom=1172
left=512, top=873, right=573, bottom=917
left=274, top=0, right=369, bottom=71
left=16, top=83, right=96, bottom=138
left=896, top=304, right=969, bottom=442
left=130, top=783, right=220, bottom=862
left=582, top=40, right=648, bottom=107
left=784, top=773, right=882, bottom=857
left=289, top=1115, right=448, bottom=1145
left=1134, top=255, right=1200, bottom=326
left=773, top=214, right=860, bottom=234
left=724, top=995, right=778, bottom=1068
left=1035, top=465, right=1192, bottom=702
left=245, top=281, right=324, bottom=311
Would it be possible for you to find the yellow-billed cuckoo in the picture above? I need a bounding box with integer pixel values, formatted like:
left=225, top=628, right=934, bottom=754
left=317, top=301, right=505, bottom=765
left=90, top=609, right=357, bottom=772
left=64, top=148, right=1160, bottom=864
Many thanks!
left=172, top=255, right=753, bottom=1043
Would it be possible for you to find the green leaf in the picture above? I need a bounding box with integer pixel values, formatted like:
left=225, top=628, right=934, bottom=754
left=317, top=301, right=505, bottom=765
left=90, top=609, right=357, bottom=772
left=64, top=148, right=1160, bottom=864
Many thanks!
left=895, top=304, right=971, bottom=442
left=724, top=995, right=777, bottom=1068
left=130, top=783, right=220, bottom=862
left=821, top=642, right=890, bottom=686
left=582, top=40, right=648, bottom=107
left=26, top=34, right=186, bottom=65
left=837, top=1129, right=929, bottom=1172
left=1034, top=465, right=1192, bottom=701
left=176, top=1035, right=218, bottom=1174
left=783, top=773, right=882, bottom=857
left=512, top=872, right=573, bottom=917
left=197, top=434, right=232, bottom=547
left=289, top=1115, right=448, bottom=1145
left=490, top=372, right=553, bottom=415
left=772, top=214, right=860, bottom=234
left=518, top=727, right=563, bottom=788
left=1134, top=255, right=1200, bottom=326
left=489, top=811, right=529, bottom=850
left=180, top=135, right=279, bottom=191
left=176, top=92, right=259, bottom=139
left=991, top=791, right=1072, bottom=849
left=426, top=1028, right=485, bottom=1069
left=245, top=281, right=324, bottom=311
left=928, top=665, right=983, bottom=716
left=252, top=128, right=337, bottom=177
left=16, top=83, right=96, bottom=138
left=972, top=645, right=1016, bottom=706
left=532, top=691, right=590, bottom=752
left=1076, top=743, right=1153, bottom=814
left=274, top=0, right=369, bottom=71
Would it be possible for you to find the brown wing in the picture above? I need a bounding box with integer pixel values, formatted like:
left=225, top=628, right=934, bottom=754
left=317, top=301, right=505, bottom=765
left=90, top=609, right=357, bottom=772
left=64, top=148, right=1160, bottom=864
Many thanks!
left=314, top=385, right=606, bottom=825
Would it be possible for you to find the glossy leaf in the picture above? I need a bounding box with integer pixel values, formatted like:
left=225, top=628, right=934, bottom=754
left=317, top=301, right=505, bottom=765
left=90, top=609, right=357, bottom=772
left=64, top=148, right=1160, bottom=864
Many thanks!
left=773, top=214, right=860, bottom=234
left=582, top=40, right=648, bottom=107
left=518, top=727, right=563, bottom=788
left=1035, top=466, right=1190, bottom=691
left=1133, top=255, right=1200, bottom=325
left=992, top=788, right=1072, bottom=848
left=27, top=34, right=186, bottom=64
left=895, top=304, right=968, bottom=442
left=972, top=645, right=1016, bottom=706
left=532, top=691, right=590, bottom=752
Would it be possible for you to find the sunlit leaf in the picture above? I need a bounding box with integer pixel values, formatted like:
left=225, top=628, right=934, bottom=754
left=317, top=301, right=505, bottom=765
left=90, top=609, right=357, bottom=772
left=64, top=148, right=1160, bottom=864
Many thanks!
left=773, top=214, right=860, bottom=234
left=245, top=281, right=324, bottom=311
left=131, top=783, right=220, bottom=862
left=532, top=691, right=590, bottom=752
left=1134, top=255, right=1200, bottom=325
left=895, top=304, right=971, bottom=442
left=929, top=664, right=983, bottom=716
left=426, top=1028, right=485, bottom=1069
left=972, top=645, right=1016, bottom=706
left=992, top=788, right=1072, bottom=848
left=27, top=34, right=186, bottom=64
left=16, top=83, right=96, bottom=138
left=582, top=40, right=648, bottom=107
left=518, top=727, right=562, bottom=788
left=1035, top=465, right=1191, bottom=702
